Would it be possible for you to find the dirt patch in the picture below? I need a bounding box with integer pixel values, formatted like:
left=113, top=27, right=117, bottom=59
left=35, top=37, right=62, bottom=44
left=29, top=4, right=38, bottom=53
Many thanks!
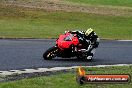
left=0, top=0, right=132, bottom=16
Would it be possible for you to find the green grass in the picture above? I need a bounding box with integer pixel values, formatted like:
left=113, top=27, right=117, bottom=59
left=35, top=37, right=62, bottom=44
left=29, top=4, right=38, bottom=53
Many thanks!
left=0, top=66, right=132, bottom=88
left=0, top=5, right=132, bottom=39
left=64, top=0, right=132, bottom=7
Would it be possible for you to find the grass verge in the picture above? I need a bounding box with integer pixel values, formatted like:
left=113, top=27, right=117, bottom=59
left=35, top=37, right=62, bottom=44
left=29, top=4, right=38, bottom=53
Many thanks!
left=64, top=0, right=132, bottom=7
left=0, top=66, right=132, bottom=88
left=0, top=5, right=132, bottom=39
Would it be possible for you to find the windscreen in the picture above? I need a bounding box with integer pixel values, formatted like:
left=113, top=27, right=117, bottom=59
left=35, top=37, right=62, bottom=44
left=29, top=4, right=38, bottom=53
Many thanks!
left=64, top=34, right=74, bottom=41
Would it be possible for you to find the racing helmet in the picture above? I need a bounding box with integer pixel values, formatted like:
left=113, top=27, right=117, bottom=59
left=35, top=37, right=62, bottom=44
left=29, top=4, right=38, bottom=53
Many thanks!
left=85, top=28, right=94, bottom=37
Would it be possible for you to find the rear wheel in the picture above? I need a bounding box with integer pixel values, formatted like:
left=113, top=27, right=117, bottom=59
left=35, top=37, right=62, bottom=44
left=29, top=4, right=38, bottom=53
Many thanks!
left=43, top=46, right=58, bottom=60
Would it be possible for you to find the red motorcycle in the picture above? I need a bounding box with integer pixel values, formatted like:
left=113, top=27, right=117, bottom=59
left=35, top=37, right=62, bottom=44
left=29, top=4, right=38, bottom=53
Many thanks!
left=43, top=32, right=93, bottom=61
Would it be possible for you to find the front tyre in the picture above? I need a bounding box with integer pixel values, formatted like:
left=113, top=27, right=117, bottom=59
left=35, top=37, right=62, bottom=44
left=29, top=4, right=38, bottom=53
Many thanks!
left=43, top=46, right=58, bottom=60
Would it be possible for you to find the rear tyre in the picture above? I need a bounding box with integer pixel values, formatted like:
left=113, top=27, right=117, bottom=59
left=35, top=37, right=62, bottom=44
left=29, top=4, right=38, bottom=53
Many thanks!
left=77, top=55, right=84, bottom=60
left=43, top=46, right=58, bottom=60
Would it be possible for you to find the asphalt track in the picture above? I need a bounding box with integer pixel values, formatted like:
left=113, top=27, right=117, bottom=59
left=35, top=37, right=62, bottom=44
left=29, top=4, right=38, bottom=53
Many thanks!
left=0, top=39, right=132, bottom=71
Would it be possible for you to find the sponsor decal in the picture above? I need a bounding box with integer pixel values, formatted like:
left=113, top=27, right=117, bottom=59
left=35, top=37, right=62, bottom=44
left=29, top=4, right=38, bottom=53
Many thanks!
left=76, top=67, right=130, bottom=84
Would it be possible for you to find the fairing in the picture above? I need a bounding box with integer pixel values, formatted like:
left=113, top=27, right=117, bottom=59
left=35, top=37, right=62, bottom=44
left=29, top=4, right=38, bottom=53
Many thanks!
left=56, top=33, right=79, bottom=50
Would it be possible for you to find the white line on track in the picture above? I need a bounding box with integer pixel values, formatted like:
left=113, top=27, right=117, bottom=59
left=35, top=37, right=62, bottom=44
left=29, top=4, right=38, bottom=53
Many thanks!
left=0, top=64, right=132, bottom=76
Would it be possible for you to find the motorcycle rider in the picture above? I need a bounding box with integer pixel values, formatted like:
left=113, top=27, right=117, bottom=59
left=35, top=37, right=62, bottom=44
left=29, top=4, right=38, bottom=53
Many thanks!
left=66, top=28, right=100, bottom=60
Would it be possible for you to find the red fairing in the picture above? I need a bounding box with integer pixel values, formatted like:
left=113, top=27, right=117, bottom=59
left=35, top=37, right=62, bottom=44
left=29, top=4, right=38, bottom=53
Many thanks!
left=56, top=33, right=79, bottom=50
left=72, top=37, right=79, bottom=45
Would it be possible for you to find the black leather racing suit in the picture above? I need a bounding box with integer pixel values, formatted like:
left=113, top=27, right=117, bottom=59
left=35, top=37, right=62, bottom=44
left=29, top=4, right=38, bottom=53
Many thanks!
left=68, top=30, right=100, bottom=59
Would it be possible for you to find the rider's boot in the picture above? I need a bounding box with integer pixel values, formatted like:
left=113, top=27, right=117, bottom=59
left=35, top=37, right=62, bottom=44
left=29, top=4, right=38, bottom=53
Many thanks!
left=86, top=48, right=96, bottom=60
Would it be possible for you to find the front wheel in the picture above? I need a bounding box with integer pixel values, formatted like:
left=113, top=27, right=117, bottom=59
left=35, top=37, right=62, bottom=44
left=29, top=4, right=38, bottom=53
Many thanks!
left=43, top=46, right=58, bottom=60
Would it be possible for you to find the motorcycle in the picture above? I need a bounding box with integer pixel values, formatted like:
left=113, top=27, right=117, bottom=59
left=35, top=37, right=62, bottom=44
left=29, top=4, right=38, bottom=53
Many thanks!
left=43, top=32, right=93, bottom=61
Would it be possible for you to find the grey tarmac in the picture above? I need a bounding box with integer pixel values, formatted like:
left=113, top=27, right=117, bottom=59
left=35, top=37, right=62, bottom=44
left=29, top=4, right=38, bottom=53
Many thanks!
left=0, top=39, right=132, bottom=71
